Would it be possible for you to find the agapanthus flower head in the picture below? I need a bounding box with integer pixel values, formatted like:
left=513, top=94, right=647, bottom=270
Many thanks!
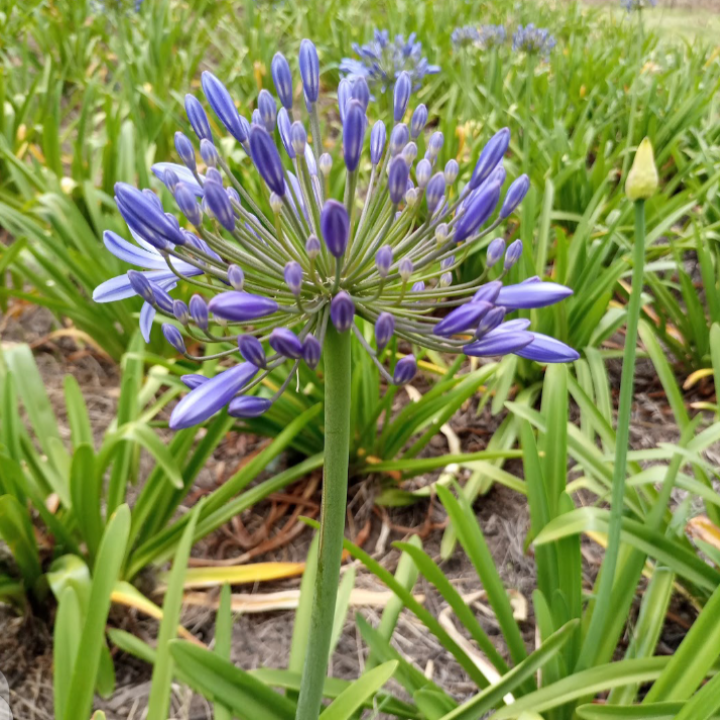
left=512, top=24, right=556, bottom=56
left=479, top=24, right=507, bottom=49
left=94, top=38, right=578, bottom=429
left=340, top=29, right=440, bottom=94
left=451, top=26, right=481, bottom=49
left=620, top=0, right=657, bottom=10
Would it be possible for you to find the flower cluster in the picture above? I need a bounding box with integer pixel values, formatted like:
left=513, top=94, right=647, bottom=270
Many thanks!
left=94, top=38, right=578, bottom=430
left=620, top=0, right=657, bottom=11
left=339, top=30, right=441, bottom=94
left=90, top=0, right=144, bottom=14
left=512, top=24, right=556, bottom=55
left=451, top=26, right=481, bottom=49
left=479, top=24, right=508, bottom=49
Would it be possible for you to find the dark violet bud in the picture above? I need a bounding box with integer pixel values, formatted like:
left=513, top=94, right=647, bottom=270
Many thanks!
left=201, top=72, right=247, bottom=144
left=393, top=355, right=417, bottom=385
left=204, top=180, right=236, bottom=232
left=487, top=237, right=506, bottom=267
left=227, top=187, right=240, bottom=205
left=475, top=306, right=506, bottom=337
left=401, top=142, right=418, bottom=167
left=388, top=156, right=410, bottom=205
left=162, top=323, right=186, bottom=353
left=463, top=328, right=533, bottom=358
left=206, top=167, right=223, bottom=185
left=163, top=167, right=180, bottom=193
left=472, top=281, right=501, bottom=304
left=371, top=121, right=386, bottom=165
left=269, top=327, right=304, bottom=359
left=393, top=71, right=412, bottom=122
left=492, top=164, right=506, bottom=188
left=115, top=182, right=184, bottom=245
left=127, top=270, right=154, bottom=303
left=299, top=39, right=320, bottom=103
left=504, top=239, right=523, bottom=269
left=174, top=183, right=202, bottom=225
left=182, top=374, right=208, bottom=390
left=302, top=333, right=322, bottom=368
left=238, top=334, right=266, bottom=368
left=469, top=127, right=510, bottom=191
left=290, top=121, right=307, bottom=156
left=375, top=312, right=395, bottom=351
left=375, top=245, right=393, bottom=278
left=252, top=109, right=263, bottom=127
left=425, top=172, right=446, bottom=213
left=228, top=396, right=273, bottom=418
left=398, top=257, right=413, bottom=281
left=258, top=89, right=277, bottom=134
left=434, top=300, right=492, bottom=337
left=306, top=234, right=321, bottom=259
left=343, top=100, right=365, bottom=173
left=350, top=76, right=370, bottom=111
left=148, top=281, right=173, bottom=313
left=174, top=131, right=196, bottom=171
left=143, top=188, right=164, bottom=210
left=271, top=53, right=294, bottom=110
left=454, top=178, right=502, bottom=243
left=338, top=79, right=352, bottom=123
left=185, top=94, right=212, bottom=141
left=496, top=280, right=573, bottom=310
left=427, top=131, right=444, bottom=160
left=170, top=362, right=258, bottom=429
left=515, top=333, right=580, bottom=363
left=320, top=199, right=350, bottom=257
left=444, top=159, right=459, bottom=185
left=330, top=291, right=355, bottom=332
left=200, top=138, right=219, bottom=168
left=227, top=264, right=245, bottom=290
left=284, top=261, right=303, bottom=295
left=500, top=174, right=530, bottom=219
left=173, top=299, right=190, bottom=324
left=277, top=108, right=295, bottom=159
left=416, top=158, right=432, bottom=188
left=189, top=294, right=209, bottom=330
left=441, top=255, right=455, bottom=270
left=389, top=123, right=409, bottom=156
left=410, top=104, right=428, bottom=138
left=412, top=280, right=425, bottom=292
left=208, top=291, right=279, bottom=321
left=249, top=126, right=286, bottom=196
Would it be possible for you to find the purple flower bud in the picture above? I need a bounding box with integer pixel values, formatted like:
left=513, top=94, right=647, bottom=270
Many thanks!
left=204, top=180, right=236, bottom=232
left=173, top=299, right=189, bottom=325
left=163, top=167, right=180, bottom=193
left=394, top=71, right=412, bottom=121
left=227, top=187, right=240, bottom=205
left=200, top=138, right=219, bottom=168
left=115, top=182, right=184, bottom=245
left=454, top=178, right=502, bottom=243
left=388, top=156, right=410, bottom=205
left=393, top=355, right=417, bottom=385
left=306, top=234, right=321, bottom=258
left=208, top=291, right=279, bottom=321
left=496, top=281, right=573, bottom=310
left=515, top=333, right=580, bottom=363
left=162, top=323, right=186, bottom=353
left=227, top=264, right=244, bottom=290
left=371, top=121, right=386, bottom=165
left=425, top=172, right=446, bottom=213
left=290, top=121, right=307, bottom=156
left=185, top=95, right=212, bottom=141
left=338, top=79, right=352, bottom=123
left=319, top=153, right=332, bottom=176
left=252, top=109, right=263, bottom=127
left=350, top=76, right=370, bottom=111
left=249, top=126, right=286, bottom=196
left=148, top=281, right=173, bottom=313
left=375, top=312, right=395, bottom=350
left=271, top=53, right=293, bottom=109
left=415, top=158, right=432, bottom=188
left=269, top=327, right=304, bottom=359
left=201, top=72, right=247, bottom=144
left=444, top=159, right=459, bottom=184
left=182, top=374, right=208, bottom=390
left=469, top=127, right=510, bottom=190
left=228, top=396, right=273, bottom=418
left=500, top=174, right=530, bottom=218
left=143, top=188, right=164, bottom=210
left=486, top=237, right=506, bottom=267
left=305, top=144, right=317, bottom=175
left=440, top=272, right=453, bottom=287
left=427, top=131, right=444, bottom=159
left=410, top=104, right=428, bottom=138
left=302, top=333, right=322, bottom=368
left=412, top=280, right=425, bottom=292
left=127, top=270, right=154, bottom=303
left=441, top=255, right=455, bottom=270
left=170, top=362, right=258, bottom=429
left=492, top=164, right=507, bottom=188
left=475, top=306, right=506, bottom=337
left=375, top=245, right=393, bottom=278
left=175, top=183, right=202, bottom=225
left=238, top=334, right=266, bottom=368
left=433, top=300, right=492, bottom=336
left=343, top=100, right=365, bottom=172
left=330, top=291, right=355, bottom=332
left=175, top=131, right=196, bottom=171
left=463, top=328, right=533, bottom=358
left=320, top=199, right=350, bottom=257
left=189, top=294, right=208, bottom=330
left=389, top=123, right=409, bottom=156
left=401, top=142, right=418, bottom=167
left=258, top=89, right=277, bottom=133
left=399, top=257, right=413, bottom=280
left=504, top=239, right=523, bottom=269
left=284, top=261, right=303, bottom=295
left=277, top=108, right=295, bottom=159
left=299, top=39, right=320, bottom=103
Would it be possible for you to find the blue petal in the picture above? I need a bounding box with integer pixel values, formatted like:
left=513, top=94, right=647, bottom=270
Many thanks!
left=93, top=269, right=183, bottom=303
left=151, top=162, right=205, bottom=196
left=496, top=282, right=573, bottom=310
left=139, top=302, right=156, bottom=342
left=515, top=333, right=580, bottom=363
left=104, top=230, right=169, bottom=269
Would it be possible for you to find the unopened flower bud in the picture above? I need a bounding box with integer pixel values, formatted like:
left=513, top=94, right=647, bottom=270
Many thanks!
left=504, top=239, right=523, bottom=269
left=319, top=152, right=332, bottom=176
left=306, top=234, right=321, bottom=259
left=625, top=137, right=659, bottom=201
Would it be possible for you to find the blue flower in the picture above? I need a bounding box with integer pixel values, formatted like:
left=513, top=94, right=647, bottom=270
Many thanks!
left=512, top=24, right=556, bottom=56
left=452, top=26, right=481, bottom=49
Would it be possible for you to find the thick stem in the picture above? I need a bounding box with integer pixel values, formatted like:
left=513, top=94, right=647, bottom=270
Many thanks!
left=295, top=325, right=352, bottom=720
left=577, top=199, right=646, bottom=670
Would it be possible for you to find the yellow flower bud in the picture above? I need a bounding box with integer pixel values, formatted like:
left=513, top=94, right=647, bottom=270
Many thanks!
left=625, top=137, right=659, bottom=201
